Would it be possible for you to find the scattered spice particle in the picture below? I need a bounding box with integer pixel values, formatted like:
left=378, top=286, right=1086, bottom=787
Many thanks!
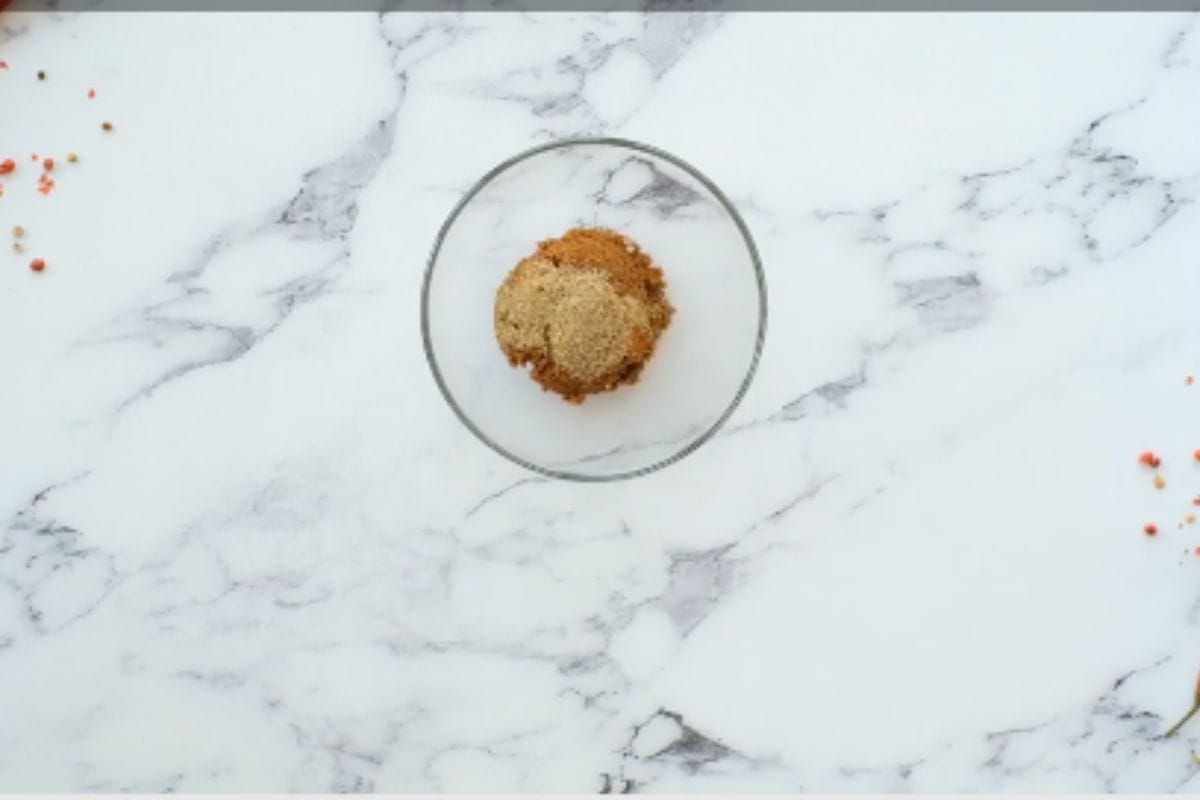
left=1144, top=523, right=1159, bottom=536
left=1154, top=474, right=1167, bottom=490
left=36, top=70, right=45, bottom=81
left=101, top=121, right=114, bottom=132
left=66, top=153, right=79, bottom=164
left=30, top=153, right=38, bottom=161
left=0, top=159, right=15, bottom=175
left=29, top=258, right=45, bottom=272
left=1188, top=514, right=1198, bottom=525
left=1194, top=495, right=1200, bottom=507
left=1139, top=451, right=1162, bottom=468
left=87, top=88, right=96, bottom=99
left=12, top=226, right=24, bottom=238
left=0, top=61, right=9, bottom=70
left=42, top=157, right=54, bottom=172
left=11, top=242, right=24, bottom=254
left=1194, top=449, right=1200, bottom=462
left=36, top=175, right=55, bottom=196
left=1188, top=376, right=1196, bottom=386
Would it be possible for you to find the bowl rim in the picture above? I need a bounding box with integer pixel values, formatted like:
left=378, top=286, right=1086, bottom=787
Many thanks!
left=420, top=136, right=768, bottom=482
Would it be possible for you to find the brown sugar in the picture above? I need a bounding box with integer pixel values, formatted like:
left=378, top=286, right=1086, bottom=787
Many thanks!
left=494, top=227, right=673, bottom=403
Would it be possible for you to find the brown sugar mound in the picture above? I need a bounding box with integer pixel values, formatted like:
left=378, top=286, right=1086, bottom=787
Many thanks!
left=494, top=227, right=674, bottom=403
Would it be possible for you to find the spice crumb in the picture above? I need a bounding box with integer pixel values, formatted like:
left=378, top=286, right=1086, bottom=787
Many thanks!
left=1187, top=514, right=1197, bottom=525
left=12, top=242, right=24, bottom=254
left=101, top=121, right=114, bottom=132
left=66, top=153, right=79, bottom=164
left=1193, top=449, right=1200, bottom=462
left=0, top=61, right=9, bottom=70
left=29, top=258, right=45, bottom=272
left=1144, top=523, right=1159, bottom=536
left=1139, top=451, right=1162, bottom=468
left=1154, top=474, right=1167, bottom=490
left=87, top=88, right=96, bottom=99
left=0, top=159, right=15, bottom=175
left=42, top=157, right=54, bottom=172
left=36, top=70, right=45, bottom=81
left=12, top=225, right=24, bottom=238
left=1188, top=376, right=1196, bottom=386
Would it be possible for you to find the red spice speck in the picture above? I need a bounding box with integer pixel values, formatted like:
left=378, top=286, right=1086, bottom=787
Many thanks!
left=1188, top=376, right=1196, bottom=386
left=1194, top=449, right=1200, bottom=462
left=87, top=88, right=96, bottom=99
left=30, top=153, right=38, bottom=162
left=1138, top=451, right=1162, bottom=468
left=0, top=158, right=14, bottom=175
left=36, top=175, right=55, bottom=196
left=42, top=157, right=54, bottom=172
left=0, top=61, right=9, bottom=71
left=29, top=258, right=45, bottom=273
left=1144, top=523, right=1159, bottom=536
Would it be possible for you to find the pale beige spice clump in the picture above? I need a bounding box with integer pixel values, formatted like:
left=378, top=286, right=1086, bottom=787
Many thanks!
left=494, top=227, right=673, bottom=403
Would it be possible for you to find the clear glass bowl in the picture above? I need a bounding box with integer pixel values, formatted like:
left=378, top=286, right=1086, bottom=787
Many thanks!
left=421, top=138, right=766, bottom=482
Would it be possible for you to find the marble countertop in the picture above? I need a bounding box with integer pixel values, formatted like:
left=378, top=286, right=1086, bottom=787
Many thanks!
left=3, top=10, right=1200, bottom=793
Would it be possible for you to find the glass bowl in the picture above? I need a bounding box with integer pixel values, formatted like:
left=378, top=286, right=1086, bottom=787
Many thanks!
left=421, top=137, right=766, bottom=482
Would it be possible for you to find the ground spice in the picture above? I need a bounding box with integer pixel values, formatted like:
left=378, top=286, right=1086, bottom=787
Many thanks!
left=0, top=159, right=14, bottom=175
left=36, top=70, right=45, bottom=81
left=12, top=226, right=24, bottom=238
left=0, top=61, right=9, bottom=70
left=87, top=88, right=96, bottom=99
left=1188, top=376, right=1196, bottom=386
left=29, top=258, right=45, bottom=272
left=12, top=242, right=23, bottom=254
left=1139, top=451, right=1162, bottom=468
left=1154, top=475, right=1167, bottom=490
left=1143, top=523, right=1158, bottom=536
left=494, top=227, right=673, bottom=404
left=66, top=153, right=79, bottom=164
left=1194, top=449, right=1200, bottom=462
left=101, top=121, right=113, bottom=132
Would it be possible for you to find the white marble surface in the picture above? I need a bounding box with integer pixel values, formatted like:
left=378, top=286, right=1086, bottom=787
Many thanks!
left=2, top=10, right=1200, bottom=793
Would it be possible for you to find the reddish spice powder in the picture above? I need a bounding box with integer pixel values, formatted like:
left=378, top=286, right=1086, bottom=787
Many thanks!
left=1188, top=376, right=1196, bottom=386
left=1194, top=449, right=1200, bottom=462
left=87, top=88, right=96, bottom=99
left=29, top=258, right=45, bottom=272
left=1138, top=451, right=1162, bottom=468
left=1144, top=523, right=1159, bottom=536
left=42, top=157, right=54, bottom=171
left=0, top=60, right=8, bottom=70
left=101, top=121, right=113, bottom=132
left=0, top=159, right=15, bottom=175
left=37, top=174, right=55, bottom=196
